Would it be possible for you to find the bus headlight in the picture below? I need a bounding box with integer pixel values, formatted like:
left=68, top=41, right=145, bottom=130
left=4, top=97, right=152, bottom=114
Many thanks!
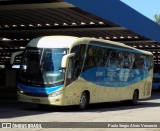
left=17, top=88, right=25, bottom=94
left=49, top=90, right=62, bottom=97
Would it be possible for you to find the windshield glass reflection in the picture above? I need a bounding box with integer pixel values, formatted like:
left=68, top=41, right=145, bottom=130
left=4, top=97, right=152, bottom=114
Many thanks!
left=19, top=48, right=68, bottom=86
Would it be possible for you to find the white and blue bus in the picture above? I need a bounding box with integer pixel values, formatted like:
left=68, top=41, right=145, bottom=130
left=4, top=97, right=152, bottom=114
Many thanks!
left=17, top=36, right=154, bottom=109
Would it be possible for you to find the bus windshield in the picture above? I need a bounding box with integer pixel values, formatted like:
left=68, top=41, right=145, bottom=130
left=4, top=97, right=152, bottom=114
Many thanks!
left=18, top=48, right=68, bottom=86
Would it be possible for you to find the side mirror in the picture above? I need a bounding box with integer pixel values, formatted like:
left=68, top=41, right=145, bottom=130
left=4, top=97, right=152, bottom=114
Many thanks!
left=10, top=51, right=23, bottom=64
left=61, top=53, right=75, bottom=68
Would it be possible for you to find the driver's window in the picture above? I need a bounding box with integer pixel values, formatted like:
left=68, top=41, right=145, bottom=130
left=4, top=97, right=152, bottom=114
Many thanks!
left=71, top=45, right=86, bottom=79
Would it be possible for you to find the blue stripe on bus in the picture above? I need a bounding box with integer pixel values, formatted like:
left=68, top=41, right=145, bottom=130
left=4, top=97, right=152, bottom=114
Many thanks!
left=17, top=83, right=63, bottom=94
left=80, top=67, right=150, bottom=87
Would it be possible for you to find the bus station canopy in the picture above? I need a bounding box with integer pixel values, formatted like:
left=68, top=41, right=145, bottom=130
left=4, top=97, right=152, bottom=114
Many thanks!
left=0, top=0, right=160, bottom=66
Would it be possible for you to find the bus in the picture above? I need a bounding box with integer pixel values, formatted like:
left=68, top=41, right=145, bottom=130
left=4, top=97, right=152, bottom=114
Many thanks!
left=152, top=66, right=160, bottom=89
left=17, top=36, right=154, bottom=109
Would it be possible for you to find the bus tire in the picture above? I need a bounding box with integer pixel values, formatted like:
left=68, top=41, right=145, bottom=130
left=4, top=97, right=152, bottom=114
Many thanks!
left=79, top=92, right=88, bottom=110
left=131, top=90, right=139, bottom=105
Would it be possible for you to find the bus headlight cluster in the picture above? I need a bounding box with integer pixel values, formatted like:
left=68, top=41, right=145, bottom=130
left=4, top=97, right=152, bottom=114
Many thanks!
left=49, top=90, right=62, bottom=97
left=17, top=87, right=25, bottom=94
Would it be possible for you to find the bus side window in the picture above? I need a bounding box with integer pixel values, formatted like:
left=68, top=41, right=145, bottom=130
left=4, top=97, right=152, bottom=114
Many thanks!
left=83, top=45, right=97, bottom=71
left=123, top=52, right=130, bottom=68
left=117, top=51, right=124, bottom=68
left=106, top=50, right=117, bottom=67
left=94, top=47, right=108, bottom=67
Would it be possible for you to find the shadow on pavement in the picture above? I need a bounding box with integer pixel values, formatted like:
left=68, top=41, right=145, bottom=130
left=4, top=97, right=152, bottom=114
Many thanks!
left=0, top=92, right=160, bottom=119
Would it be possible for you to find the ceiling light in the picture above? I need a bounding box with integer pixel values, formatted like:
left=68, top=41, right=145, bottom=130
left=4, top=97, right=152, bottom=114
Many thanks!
left=106, top=37, right=110, bottom=39
left=29, top=24, right=34, bottom=27
left=113, top=36, right=117, bottom=39
left=72, top=22, right=77, bottom=25
left=37, top=24, right=42, bottom=27
left=99, top=21, right=104, bottom=25
left=2, top=38, right=11, bottom=41
left=81, top=22, right=86, bottom=25
left=63, top=23, right=68, bottom=26
left=135, top=36, right=139, bottom=39
left=4, top=25, right=9, bottom=28
left=90, top=22, right=95, bottom=25
left=54, top=23, right=59, bottom=26
left=20, top=24, right=25, bottom=27
left=120, top=36, right=124, bottom=39
left=12, top=25, right=17, bottom=27
left=45, top=23, right=51, bottom=26
left=20, top=47, right=25, bottom=49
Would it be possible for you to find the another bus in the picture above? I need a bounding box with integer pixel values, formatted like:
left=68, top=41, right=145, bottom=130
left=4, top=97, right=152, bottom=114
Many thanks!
left=17, top=36, right=154, bottom=109
left=152, top=66, right=160, bottom=89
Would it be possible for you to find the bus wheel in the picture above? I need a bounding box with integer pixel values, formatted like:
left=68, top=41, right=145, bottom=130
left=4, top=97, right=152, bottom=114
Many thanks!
left=131, top=90, right=139, bottom=105
left=79, top=92, right=88, bottom=110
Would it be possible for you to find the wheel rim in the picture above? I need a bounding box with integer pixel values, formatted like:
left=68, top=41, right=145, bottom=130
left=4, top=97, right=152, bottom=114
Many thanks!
left=80, top=93, right=87, bottom=109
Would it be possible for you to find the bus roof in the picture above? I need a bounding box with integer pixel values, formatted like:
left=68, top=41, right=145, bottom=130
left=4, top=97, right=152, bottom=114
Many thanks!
left=27, top=35, right=152, bottom=56
left=27, top=35, right=79, bottom=48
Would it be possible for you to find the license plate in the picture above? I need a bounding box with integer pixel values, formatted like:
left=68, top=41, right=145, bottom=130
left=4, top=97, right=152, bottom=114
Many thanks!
left=32, top=98, right=40, bottom=103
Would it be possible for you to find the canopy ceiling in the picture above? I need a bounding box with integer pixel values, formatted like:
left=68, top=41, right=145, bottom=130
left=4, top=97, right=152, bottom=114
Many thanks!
left=0, top=0, right=159, bottom=66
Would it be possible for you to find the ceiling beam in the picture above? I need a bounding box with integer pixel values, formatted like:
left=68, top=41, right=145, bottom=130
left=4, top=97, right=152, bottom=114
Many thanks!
left=0, top=2, right=74, bottom=11
left=116, top=40, right=156, bottom=43
left=0, top=26, right=126, bottom=31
